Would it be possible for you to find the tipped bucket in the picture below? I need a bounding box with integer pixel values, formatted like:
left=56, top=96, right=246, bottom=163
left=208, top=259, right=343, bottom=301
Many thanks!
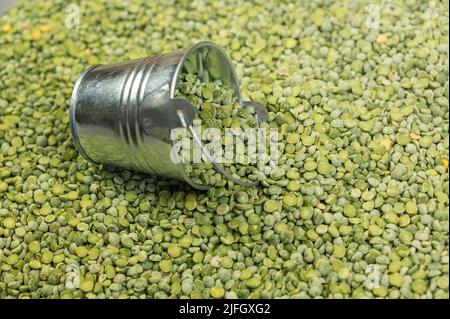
left=70, top=41, right=267, bottom=190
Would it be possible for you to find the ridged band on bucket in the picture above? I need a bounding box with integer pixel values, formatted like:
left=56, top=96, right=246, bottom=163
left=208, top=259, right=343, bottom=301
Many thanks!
left=70, top=41, right=268, bottom=190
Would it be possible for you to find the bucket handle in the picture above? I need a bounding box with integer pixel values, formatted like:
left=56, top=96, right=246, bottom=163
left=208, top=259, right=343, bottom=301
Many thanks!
left=177, top=109, right=260, bottom=187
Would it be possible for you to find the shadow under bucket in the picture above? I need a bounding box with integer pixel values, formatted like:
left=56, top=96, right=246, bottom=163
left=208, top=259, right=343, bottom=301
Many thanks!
left=70, top=41, right=267, bottom=190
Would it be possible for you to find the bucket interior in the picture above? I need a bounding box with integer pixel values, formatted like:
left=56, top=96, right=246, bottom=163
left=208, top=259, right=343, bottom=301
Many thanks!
left=172, top=42, right=262, bottom=189
left=175, top=42, right=241, bottom=100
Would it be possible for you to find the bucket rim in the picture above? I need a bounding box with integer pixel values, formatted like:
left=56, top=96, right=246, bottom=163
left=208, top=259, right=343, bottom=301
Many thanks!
left=170, top=41, right=260, bottom=190
left=169, top=40, right=243, bottom=104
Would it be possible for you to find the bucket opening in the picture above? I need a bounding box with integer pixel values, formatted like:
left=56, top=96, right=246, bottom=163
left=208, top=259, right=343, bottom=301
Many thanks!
left=172, top=42, right=264, bottom=189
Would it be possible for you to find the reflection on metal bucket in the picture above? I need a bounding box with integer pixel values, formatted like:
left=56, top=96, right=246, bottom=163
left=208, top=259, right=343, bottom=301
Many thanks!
left=70, top=41, right=268, bottom=190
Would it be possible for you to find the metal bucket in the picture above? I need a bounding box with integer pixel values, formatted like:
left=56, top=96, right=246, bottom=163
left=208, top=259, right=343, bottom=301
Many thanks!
left=70, top=41, right=267, bottom=190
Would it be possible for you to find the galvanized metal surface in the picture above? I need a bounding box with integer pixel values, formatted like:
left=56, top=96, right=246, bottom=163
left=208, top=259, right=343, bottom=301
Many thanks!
left=0, top=0, right=15, bottom=15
